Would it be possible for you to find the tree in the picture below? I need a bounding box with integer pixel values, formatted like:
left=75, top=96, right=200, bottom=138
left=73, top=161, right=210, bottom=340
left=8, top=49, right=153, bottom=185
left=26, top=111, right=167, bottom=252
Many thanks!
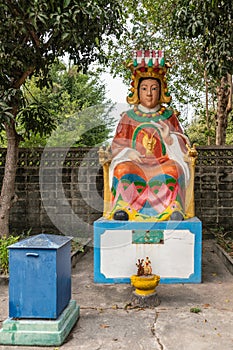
left=170, top=0, right=233, bottom=145
left=19, top=62, right=114, bottom=148
left=184, top=110, right=216, bottom=146
left=0, top=0, right=124, bottom=237
left=106, top=1, right=209, bottom=123
left=107, top=0, right=233, bottom=144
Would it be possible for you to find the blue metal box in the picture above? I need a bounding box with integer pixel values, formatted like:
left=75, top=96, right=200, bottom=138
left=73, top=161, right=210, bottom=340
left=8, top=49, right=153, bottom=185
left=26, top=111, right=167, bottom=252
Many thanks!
left=8, top=234, right=72, bottom=319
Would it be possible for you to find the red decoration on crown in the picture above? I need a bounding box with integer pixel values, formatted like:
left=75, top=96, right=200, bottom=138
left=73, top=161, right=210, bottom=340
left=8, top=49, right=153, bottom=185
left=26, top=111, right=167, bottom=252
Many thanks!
left=133, top=49, right=165, bottom=69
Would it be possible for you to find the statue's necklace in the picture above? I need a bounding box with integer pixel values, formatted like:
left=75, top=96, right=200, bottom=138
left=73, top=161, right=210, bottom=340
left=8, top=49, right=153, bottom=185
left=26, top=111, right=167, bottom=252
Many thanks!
left=134, top=105, right=166, bottom=118
left=128, top=105, right=172, bottom=122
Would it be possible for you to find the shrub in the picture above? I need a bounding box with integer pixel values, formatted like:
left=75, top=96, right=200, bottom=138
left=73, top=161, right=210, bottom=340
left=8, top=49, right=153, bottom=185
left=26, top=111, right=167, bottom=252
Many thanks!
left=0, top=235, right=20, bottom=275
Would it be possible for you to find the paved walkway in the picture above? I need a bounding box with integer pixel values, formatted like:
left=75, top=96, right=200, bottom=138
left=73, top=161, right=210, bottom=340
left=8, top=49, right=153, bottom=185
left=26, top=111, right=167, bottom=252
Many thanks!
left=0, top=239, right=233, bottom=350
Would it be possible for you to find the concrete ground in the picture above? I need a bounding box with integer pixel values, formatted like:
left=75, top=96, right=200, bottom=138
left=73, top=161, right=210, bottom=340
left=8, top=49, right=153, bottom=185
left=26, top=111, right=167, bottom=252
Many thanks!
left=0, top=239, right=232, bottom=350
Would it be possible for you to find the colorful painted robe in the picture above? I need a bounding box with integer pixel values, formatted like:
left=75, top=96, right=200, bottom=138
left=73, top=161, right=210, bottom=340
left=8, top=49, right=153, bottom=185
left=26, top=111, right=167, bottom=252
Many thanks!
left=109, top=105, right=190, bottom=221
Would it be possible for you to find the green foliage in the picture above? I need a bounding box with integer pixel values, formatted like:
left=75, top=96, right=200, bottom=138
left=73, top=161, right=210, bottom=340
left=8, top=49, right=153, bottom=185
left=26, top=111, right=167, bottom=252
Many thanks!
left=226, top=121, right=233, bottom=145
left=185, top=109, right=216, bottom=145
left=0, top=101, right=14, bottom=124
left=186, top=108, right=233, bottom=145
left=171, top=0, right=233, bottom=78
left=46, top=104, right=115, bottom=147
left=190, top=307, right=202, bottom=313
left=18, top=62, right=114, bottom=147
left=210, top=228, right=233, bottom=256
left=106, top=0, right=233, bottom=144
left=0, top=0, right=125, bottom=237
left=0, top=0, right=124, bottom=86
left=0, top=235, right=20, bottom=275
left=107, top=1, right=208, bottom=123
left=0, top=0, right=125, bottom=134
left=71, top=238, right=84, bottom=253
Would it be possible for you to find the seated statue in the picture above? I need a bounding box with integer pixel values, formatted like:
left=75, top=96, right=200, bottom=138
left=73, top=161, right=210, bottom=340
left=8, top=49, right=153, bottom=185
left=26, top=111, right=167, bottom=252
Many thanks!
left=99, top=50, right=197, bottom=221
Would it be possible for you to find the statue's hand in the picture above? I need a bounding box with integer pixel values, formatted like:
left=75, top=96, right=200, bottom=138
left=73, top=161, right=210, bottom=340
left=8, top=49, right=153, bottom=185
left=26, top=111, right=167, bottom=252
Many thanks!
left=158, top=121, right=173, bottom=145
left=127, top=149, right=143, bottom=163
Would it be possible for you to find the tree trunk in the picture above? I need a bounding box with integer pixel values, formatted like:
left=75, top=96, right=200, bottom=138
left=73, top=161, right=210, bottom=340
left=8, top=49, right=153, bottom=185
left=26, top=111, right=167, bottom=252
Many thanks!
left=215, top=74, right=232, bottom=145
left=0, top=67, right=34, bottom=237
left=0, top=122, right=19, bottom=237
left=204, top=69, right=211, bottom=145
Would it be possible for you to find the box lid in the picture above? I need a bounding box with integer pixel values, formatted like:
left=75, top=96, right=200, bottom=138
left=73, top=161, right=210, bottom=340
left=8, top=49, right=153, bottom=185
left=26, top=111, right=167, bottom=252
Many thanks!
left=8, top=233, right=72, bottom=249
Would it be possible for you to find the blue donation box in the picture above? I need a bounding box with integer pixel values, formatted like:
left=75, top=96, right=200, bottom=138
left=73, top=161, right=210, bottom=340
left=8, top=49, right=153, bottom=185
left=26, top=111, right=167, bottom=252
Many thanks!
left=8, top=234, right=72, bottom=319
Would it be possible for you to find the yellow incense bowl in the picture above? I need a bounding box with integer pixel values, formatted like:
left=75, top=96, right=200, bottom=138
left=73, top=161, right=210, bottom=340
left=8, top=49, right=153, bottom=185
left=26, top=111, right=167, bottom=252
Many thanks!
left=130, top=274, right=160, bottom=296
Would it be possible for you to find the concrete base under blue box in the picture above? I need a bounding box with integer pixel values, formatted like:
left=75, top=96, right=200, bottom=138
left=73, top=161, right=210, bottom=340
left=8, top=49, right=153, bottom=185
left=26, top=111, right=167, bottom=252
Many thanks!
left=0, top=300, right=79, bottom=346
left=94, top=217, right=202, bottom=284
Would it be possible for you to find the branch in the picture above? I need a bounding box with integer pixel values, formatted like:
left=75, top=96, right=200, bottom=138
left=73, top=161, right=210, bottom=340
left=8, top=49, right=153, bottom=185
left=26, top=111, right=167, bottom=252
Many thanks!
left=13, top=66, right=35, bottom=89
left=27, top=27, right=40, bottom=48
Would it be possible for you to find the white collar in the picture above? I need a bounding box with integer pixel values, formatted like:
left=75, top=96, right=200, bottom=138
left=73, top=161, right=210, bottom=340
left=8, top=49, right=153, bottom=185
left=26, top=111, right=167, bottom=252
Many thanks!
left=138, top=104, right=161, bottom=113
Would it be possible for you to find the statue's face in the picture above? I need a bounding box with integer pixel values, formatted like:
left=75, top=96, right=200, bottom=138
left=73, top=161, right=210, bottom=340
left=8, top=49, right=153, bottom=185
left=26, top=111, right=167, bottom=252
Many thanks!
left=139, top=79, right=160, bottom=109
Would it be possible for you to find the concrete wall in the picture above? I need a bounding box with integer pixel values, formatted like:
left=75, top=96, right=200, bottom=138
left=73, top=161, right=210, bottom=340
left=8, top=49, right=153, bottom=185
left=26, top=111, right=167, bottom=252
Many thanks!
left=0, top=146, right=232, bottom=237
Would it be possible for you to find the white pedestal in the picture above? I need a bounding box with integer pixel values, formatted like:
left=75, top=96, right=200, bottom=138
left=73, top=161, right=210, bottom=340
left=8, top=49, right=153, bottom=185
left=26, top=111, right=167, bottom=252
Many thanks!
left=94, top=218, right=202, bottom=284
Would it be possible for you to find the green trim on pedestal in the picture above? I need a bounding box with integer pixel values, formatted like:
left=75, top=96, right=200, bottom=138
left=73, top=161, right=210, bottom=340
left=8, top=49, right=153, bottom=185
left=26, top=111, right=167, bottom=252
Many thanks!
left=132, top=229, right=164, bottom=244
left=0, top=300, right=79, bottom=346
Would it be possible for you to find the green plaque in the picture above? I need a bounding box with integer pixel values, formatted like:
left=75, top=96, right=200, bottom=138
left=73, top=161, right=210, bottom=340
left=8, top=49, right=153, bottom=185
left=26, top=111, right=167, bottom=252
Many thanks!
left=132, top=230, right=164, bottom=244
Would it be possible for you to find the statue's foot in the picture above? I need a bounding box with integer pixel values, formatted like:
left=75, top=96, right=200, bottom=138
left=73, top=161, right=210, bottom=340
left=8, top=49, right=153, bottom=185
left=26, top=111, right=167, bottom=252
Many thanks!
left=170, top=211, right=184, bottom=221
left=113, top=210, right=129, bottom=221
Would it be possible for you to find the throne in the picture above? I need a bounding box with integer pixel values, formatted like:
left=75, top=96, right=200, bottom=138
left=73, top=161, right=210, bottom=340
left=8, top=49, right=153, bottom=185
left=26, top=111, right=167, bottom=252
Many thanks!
left=98, top=144, right=198, bottom=220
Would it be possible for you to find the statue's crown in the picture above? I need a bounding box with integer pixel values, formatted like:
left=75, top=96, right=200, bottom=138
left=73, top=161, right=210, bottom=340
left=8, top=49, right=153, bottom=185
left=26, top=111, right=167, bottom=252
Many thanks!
left=131, top=49, right=166, bottom=69
left=126, top=49, right=172, bottom=105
